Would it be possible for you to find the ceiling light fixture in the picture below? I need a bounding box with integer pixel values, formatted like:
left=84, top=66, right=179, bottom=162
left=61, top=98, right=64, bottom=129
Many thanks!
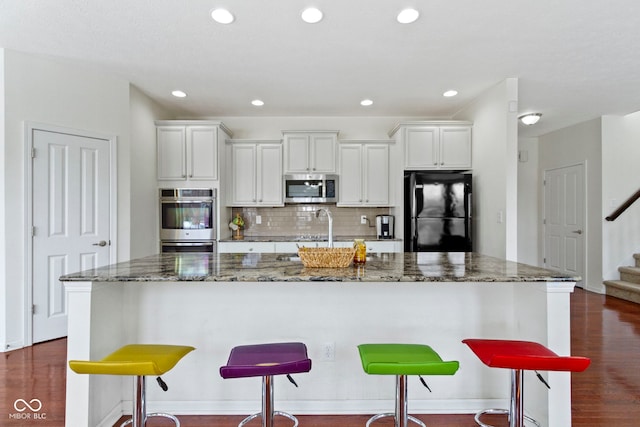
left=171, top=90, right=187, bottom=98
left=443, top=90, right=458, bottom=97
left=397, top=8, right=420, bottom=24
left=360, top=99, right=373, bottom=106
left=301, top=7, right=323, bottom=24
left=251, top=99, right=265, bottom=106
left=211, top=8, right=235, bottom=24
left=518, top=113, right=542, bottom=125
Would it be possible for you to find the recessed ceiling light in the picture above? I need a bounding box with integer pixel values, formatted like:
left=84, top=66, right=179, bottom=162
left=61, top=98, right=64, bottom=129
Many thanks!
left=251, top=99, right=265, bottom=106
left=397, top=8, right=419, bottom=24
left=518, top=113, right=542, bottom=125
left=171, top=90, right=187, bottom=98
left=301, top=8, right=323, bottom=24
left=211, top=8, right=235, bottom=24
left=443, top=90, right=458, bottom=97
left=360, top=99, right=374, bottom=106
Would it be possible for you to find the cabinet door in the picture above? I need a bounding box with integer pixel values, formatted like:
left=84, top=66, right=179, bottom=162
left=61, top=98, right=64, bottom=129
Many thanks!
left=284, top=135, right=310, bottom=173
left=338, top=144, right=363, bottom=205
left=440, top=126, right=472, bottom=169
left=157, top=126, right=186, bottom=180
left=310, top=133, right=337, bottom=173
left=257, top=144, right=283, bottom=206
left=363, top=144, right=389, bottom=206
left=404, top=127, right=439, bottom=169
left=188, top=126, right=218, bottom=180
left=231, top=144, right=257, bottom=205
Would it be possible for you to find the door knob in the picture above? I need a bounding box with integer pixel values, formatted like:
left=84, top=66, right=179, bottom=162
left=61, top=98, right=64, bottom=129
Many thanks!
left=93, top=240, right=107, bottom=247
left=572, top=230, right=583, bottom=235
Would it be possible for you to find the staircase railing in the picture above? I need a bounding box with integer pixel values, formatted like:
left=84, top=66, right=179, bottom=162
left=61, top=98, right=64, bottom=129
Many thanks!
left=605, top=188, right=640, bottom=221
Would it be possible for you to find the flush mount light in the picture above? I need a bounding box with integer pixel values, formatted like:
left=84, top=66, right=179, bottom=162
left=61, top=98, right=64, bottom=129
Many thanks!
left=211, top=8, right=235, bottom=24
left=443, top=90, right=458, bottom=97
left=301, top=7, right=323, bottom=23
left=360, top=99, right=374, bottom=106
left=251, top=99, right=265, bottom=106
left=397, top=8, right=419, bottom=24
left=171, top=90, right=187, bottom=98
left=518, top=113, right=542, bottom=125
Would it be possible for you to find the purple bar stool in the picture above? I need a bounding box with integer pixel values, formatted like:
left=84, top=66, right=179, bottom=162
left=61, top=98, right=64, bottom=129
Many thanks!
left=220, top=342, right=312, bottom=427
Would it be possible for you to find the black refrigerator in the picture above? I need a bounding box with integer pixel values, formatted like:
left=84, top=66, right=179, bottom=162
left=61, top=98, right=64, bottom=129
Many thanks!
left=404, top=171, right=472, bottom=252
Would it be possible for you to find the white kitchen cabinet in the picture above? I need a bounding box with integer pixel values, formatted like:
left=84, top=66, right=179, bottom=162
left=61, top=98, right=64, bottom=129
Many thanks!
left=156, top=121, right=232, bottom=181
left=229, top=140, right=283, bottom=206
left=218, top=241, right=275, bottom=253
left=283, top=131, right=338, bottom=173
left=391, top=122, right=471, bottom=170
left=338, top=141, right=390, bottom=206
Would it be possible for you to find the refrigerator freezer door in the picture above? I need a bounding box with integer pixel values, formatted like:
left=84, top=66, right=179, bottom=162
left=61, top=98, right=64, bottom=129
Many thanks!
left=416, top=218, right=469, bottom=251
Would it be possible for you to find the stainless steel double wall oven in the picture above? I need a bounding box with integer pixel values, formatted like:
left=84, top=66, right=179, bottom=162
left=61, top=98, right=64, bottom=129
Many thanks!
left=159, top=188, right=216, bottom=252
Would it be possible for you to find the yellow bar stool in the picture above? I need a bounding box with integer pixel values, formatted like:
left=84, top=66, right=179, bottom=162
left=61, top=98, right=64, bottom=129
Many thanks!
left=69, top=344, right=195, bottom=427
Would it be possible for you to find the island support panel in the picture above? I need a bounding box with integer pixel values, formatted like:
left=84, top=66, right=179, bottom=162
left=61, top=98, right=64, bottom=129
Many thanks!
left=64, top=280, right=575, bottom=427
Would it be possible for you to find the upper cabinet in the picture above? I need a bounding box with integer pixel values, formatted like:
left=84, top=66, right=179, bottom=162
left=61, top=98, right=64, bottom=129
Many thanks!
left=283, top=131, right=338, bottom=173
left=338, top=141, right=391, bottom=206
left=156, top=120, right=233, bottom=181
left=228, top=140, right=283, bottom=207
left=390, top=122, right=472, bottom=170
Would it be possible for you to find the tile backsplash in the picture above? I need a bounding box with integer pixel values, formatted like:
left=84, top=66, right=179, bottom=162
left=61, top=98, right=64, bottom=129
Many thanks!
left=230, top=205, right=391, bottom=238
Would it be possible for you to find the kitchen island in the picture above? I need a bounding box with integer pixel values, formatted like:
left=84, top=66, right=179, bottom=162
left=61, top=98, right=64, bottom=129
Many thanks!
left=62, top=252, right=578, bottom=427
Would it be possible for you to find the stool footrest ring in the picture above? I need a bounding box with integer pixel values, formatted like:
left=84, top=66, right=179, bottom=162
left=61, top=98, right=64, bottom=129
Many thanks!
left=366, top=412, right=426, bottom=427
left=474, top=408, right=540, bottom=427
left=238, top=410, right=299, bottom=427
left=120, top=412, right=181, bottom=427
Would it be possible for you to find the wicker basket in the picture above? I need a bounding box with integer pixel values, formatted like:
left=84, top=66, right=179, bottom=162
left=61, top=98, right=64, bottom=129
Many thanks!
left=297, top=247, right=356, bottom=268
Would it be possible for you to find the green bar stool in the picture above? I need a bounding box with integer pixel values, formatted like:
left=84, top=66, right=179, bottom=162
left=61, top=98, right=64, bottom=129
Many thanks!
left=358, top=343, right=460, bottom=427
left=69, top=344, right=195, bottom=427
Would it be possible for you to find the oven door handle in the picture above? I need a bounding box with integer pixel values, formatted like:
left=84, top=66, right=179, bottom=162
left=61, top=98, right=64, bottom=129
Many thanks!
left=162, top=242, right=214, bottom=247
left=160, top=199, right=214, bottom=204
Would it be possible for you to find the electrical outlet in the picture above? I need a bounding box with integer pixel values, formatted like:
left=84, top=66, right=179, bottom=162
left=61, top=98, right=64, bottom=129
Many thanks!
left=360, top=215, right=367, bottom=224
left=321, top=342, right=335, bottom=361
left=256, top=215, right=262, bottom=225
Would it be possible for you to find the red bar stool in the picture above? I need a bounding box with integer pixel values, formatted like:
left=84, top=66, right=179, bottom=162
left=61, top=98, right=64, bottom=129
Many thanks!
left=462, top=339, right=590, bottom=427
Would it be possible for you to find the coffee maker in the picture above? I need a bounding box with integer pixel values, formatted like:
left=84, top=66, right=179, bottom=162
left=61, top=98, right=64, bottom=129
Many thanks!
left=376, top=215, right=395, bottom=239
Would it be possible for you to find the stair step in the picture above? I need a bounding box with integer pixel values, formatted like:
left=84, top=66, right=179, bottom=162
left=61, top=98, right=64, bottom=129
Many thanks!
left=604, top=280, right=640, bottom=304
left=619, top=266, right=640, bottom=284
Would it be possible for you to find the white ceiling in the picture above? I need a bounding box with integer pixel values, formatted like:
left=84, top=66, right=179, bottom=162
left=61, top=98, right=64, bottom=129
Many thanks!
left=2, top=0, right=640, bottom=137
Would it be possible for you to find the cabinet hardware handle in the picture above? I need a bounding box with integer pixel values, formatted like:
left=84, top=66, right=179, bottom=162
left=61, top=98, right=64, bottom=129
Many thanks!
left=572, top=230, right=583, bottom=234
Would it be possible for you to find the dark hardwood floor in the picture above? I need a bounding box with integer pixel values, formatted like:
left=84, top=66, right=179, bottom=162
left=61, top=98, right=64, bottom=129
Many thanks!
left=2, top=288, right=639, bottom=426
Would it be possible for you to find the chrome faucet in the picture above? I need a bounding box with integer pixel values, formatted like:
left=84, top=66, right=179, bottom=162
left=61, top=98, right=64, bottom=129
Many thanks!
left=315, top=208, right=333, bottom=248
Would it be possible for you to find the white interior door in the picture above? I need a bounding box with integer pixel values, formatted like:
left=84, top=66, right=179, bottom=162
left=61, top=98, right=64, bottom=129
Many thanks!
left=32, top=129, right=111, bottom=343
left=544, top=164, right=585, bottom=287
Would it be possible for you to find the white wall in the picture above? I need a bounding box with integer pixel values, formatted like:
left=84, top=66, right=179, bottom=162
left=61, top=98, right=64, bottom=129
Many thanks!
left=129, top=86, right=173, bottom=258
left=1, top=49, right=131, bottom=350
left=601, top=113, right=640, bottom=280
left=538, top=118, right=603, bottom=292
left=454, top=79, right=519, bottom=259
left=518, top=137, right=540, bottom=265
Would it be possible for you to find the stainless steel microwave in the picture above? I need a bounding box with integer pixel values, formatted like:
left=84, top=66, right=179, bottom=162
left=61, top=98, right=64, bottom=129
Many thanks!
left=284, top=174, right=338, bottom=204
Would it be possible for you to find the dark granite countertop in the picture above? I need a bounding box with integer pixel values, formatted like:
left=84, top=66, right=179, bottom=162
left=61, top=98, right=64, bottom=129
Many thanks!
left=60, top=252, right=579, bottom=283
left=218, top=235, right=401, bottom=243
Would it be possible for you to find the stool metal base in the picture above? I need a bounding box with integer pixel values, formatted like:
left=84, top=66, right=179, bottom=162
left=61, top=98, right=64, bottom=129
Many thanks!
left=473, top=369, right=540, bottom=427
left=120, top=375, right=180, bottom=427
left=366, top=375, right=426, bottom=427
left=238, top=375, right=299, bottom=427
left=239, top=411, right=299, bottom=427
left=121, top=413, right=181, bottom=427
left=473, top=409, right=540, bottom=427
